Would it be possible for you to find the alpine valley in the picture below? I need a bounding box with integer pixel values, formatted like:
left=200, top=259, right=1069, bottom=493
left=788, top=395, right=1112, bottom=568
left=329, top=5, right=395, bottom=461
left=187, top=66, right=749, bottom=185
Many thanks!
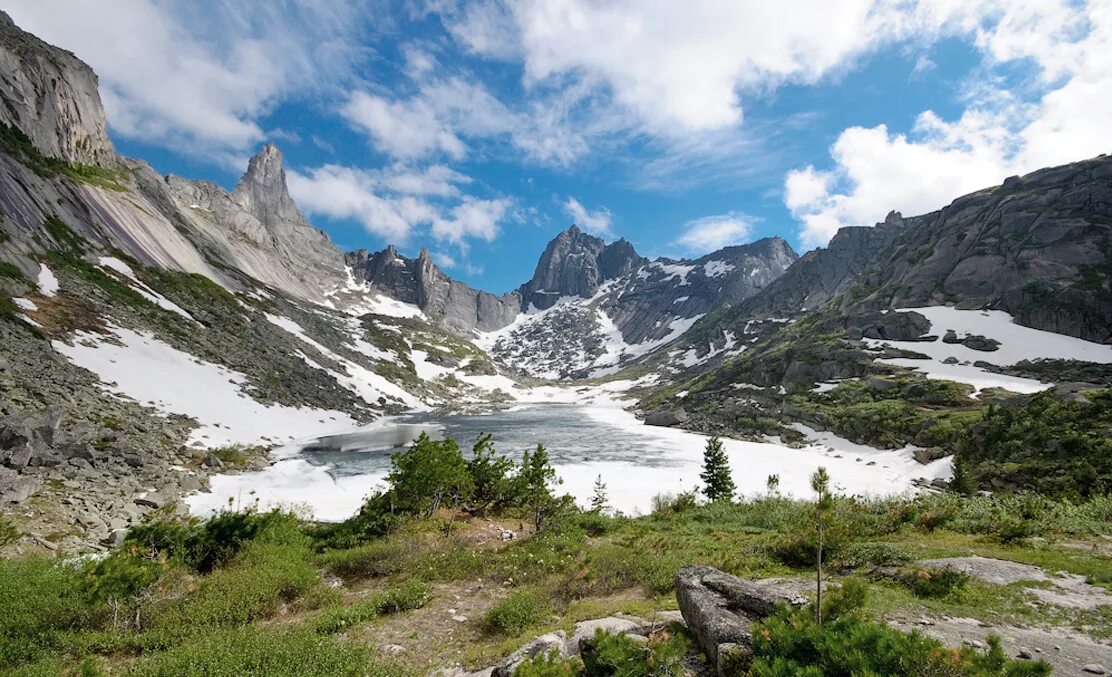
left=1, top=11, right=1111, bottom=676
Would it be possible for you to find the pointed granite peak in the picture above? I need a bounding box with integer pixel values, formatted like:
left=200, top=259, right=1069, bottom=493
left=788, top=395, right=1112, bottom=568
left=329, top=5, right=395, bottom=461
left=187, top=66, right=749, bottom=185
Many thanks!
left=233, top=143, right=304, bottom=229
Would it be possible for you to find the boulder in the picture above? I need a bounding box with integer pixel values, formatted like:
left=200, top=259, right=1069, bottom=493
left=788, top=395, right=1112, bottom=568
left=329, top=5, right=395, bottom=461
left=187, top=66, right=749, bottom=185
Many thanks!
left=676, top=566, right=808, bottom=674
left=0, top=471, right=40, bottom=503
left=566, top=616, right=646, bottom=655
left=645, top=409, right=688, bottom=427
left=961, top=334, right=1000, bottom=352
left=913, top=447, right=950, bottom=465
left=490, top=631, right=567, bottom=677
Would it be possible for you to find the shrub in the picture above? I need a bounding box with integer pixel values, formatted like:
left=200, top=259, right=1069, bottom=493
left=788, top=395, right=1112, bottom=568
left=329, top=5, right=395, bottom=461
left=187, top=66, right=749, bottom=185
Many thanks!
left=309, top=580, right=429, bottom=634
left=819, top=577, right=868, bottom=622
left=833, top=541, right=912, bottom=569
left=127, top=626, right=396, bottom=677
left=0, top=557, right=91, bottom=669
left=582, top=629, right=686, bottom=677
left=749, top=607, right=1050, bottom=676
left=897, top=566, right=970, bottom=599
left=650, top=491, right=697, bottom=517
left=126, top=508, right=305, bottom=573
left=319, top=539, right=410, bottom=580
left=484, top=589, right=552, bottom=636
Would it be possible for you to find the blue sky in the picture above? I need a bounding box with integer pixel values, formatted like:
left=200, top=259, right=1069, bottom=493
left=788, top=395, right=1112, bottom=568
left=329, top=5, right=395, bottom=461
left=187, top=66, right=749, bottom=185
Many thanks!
left=7, top=1, right=1110, bottom=293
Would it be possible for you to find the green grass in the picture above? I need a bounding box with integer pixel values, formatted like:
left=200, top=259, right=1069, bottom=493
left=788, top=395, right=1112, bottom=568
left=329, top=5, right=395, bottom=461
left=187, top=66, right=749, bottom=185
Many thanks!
left=0, top=123, right=127, bottom=191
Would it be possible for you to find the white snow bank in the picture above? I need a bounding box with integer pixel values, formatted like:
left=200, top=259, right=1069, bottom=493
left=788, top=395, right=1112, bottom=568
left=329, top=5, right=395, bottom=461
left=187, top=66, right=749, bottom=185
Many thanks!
left=13, top=298, right=38, bottom=311
left=37, top=264, right=59, bottom=296
left=869, top=307, right=1112, bottom=393
left=52, top=325, right=360, bottom=447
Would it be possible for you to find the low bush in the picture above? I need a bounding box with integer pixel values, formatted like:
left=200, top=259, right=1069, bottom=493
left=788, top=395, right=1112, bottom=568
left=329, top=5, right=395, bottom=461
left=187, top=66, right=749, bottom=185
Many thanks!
left=750, top=607, right=1050, bottom=676
left=484, top=589, right=552, bottom=636
left=319, top=539, right=411, bottom=580
left=582, top=629, right=686, bottom=677
left=127, top=626, right=397, bottom=677
left=310, top=580, right=429, bottom=635
left=896, top=565, right=970, bottom=599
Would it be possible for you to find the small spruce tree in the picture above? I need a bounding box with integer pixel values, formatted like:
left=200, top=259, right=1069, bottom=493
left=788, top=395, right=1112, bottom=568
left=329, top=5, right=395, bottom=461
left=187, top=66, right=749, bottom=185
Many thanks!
left=810, top=466, right=833, bottom=623
left=949, top=454, right=976, bottom=496
left=517, top=444, right=562, bottom=531
left=590, top=474, right=609, bottom=514
left=700, top=436, right=735, bottom=502
left=766, top=473, right=780, bottom=498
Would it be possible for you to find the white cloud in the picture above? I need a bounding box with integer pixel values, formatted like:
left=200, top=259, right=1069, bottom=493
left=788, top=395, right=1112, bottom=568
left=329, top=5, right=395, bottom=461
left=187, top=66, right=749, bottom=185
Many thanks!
left=447, top=0, right=1006, bottom=136
left=343, top=76, right=587, bottom=165
left=287, top=163, right=510, bottom=249
left=431, top=197, right=511, bottom=245
left=674, top=213, right=755, bottom=254
left=785, top=0, right=1111, bottom=248
left=5, top=0, right=364, bottom=155
left=563, top=197, right=613, bottom=237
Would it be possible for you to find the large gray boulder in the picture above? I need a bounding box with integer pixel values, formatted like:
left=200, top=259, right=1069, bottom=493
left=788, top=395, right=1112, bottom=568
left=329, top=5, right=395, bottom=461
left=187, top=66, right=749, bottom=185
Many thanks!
left=490, top=631, right=567, bottom=677
left=676, top=566, right=809, bottom=675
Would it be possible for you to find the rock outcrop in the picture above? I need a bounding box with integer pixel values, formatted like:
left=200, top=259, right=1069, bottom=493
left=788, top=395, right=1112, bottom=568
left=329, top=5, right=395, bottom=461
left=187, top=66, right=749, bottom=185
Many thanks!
left=0, top=11, right=114, bottom=166
left=676, top=566, right=809, bottom=675
left=347, top=246, right=521, bottom=334
left=518, top=225, right=647, bottom=311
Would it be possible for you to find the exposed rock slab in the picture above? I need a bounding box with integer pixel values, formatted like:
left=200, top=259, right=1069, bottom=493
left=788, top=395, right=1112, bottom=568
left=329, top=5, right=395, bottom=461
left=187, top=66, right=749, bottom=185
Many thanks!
left=675, top=566, right=809, bottom=674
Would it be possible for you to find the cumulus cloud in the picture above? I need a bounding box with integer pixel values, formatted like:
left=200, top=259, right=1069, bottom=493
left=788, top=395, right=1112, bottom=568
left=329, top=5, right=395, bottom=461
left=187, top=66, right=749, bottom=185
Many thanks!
left=5, top=0, right=365, bottom=156
left=563, top=197, right=613, bottom=237
left=785, top=0, right=1111, bottom=248
left=343, top=77, right=587, bottom=165
left=287, top=163, right=509, bottom=249
left=673, top=213, right=755, bottom=254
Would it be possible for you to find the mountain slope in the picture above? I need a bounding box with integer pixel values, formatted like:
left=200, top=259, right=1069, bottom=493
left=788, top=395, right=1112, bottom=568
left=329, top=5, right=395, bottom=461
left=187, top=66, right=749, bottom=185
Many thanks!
left=737, top=158, right=1112, bottom=342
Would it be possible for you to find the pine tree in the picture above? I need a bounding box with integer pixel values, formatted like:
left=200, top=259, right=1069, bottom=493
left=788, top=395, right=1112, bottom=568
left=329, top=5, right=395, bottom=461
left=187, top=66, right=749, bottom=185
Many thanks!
left=517, top=444, right=562, bottom=531
left=766, top=473, right=780, bottom=497
left=949, top=454, right=976, bottom=496
left=810, top=466, right=833, bottom=624
left=699, top=436, right=735, bottom=502
left=590, top=474, right=609, bottom=514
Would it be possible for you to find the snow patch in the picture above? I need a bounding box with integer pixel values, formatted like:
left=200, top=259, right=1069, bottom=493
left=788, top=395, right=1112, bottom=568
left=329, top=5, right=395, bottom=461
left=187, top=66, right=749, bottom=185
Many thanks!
left=703, top=260, right=735, bottom=278
left=52, top=325, right=359, bottom=447
left=37, top=264, right=59, bottom=296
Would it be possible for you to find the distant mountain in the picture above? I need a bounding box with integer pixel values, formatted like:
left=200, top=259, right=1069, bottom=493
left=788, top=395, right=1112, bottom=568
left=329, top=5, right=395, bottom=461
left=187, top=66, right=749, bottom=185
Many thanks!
left=479, top=228, right=798, bottom=378
left=345, top=245, right=520, bottom=334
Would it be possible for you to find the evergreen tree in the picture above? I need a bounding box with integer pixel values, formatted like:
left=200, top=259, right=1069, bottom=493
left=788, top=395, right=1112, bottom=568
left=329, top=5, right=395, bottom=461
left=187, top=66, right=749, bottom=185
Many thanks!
left=517, top=444, right=562, bottom=531
left=387, top=433, right=473, bottom=517
left=949, top=454, right=976, bottom=496
left=700, top=436, right=735, bottom=502
left=590, top=474, right=609, bottom=514
left=766, top=474, right=781, bottom=497
left=467, top=433, right=514, bottom=516
left=810, top=466, right=833, bottom=623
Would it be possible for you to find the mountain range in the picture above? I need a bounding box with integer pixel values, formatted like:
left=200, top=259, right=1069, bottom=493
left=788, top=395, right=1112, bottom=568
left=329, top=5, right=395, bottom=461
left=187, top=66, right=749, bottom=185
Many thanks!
left=0, top=11, right=1110, bottom=552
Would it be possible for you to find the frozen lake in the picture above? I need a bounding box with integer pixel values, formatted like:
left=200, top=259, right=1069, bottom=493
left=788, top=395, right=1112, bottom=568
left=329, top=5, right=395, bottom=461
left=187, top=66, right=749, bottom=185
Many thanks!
left=187, top=401, right=952, bottom=520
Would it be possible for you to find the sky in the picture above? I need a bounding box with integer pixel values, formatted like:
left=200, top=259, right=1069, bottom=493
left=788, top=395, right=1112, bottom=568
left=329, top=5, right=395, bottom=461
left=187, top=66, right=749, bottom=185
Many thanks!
left=6, top=0, right=1111, bottom=293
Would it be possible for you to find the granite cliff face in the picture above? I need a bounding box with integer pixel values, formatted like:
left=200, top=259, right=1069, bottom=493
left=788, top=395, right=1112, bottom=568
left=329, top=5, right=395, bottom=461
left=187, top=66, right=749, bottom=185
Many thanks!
left=518, top=225, right=647, bottom=310
left=0, top=13, right=347, bottom=301
left=734, top=157, right=1112, bottom=343
left=346, top=246, right=520, bottom=334
left=0, top=11, right=113, bottom=166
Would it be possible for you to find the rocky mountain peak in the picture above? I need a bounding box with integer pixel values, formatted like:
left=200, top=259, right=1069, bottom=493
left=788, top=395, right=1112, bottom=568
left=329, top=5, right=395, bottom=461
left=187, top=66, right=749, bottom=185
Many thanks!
left=0, top=10, right=115, bottom=165
left=232, top=143, right=303, bottom=229
left=519, top=224, right=647, bottom=310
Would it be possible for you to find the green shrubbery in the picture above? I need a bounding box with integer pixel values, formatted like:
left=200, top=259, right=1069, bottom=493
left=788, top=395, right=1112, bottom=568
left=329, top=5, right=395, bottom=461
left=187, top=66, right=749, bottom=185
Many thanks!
left=484, top=589, right=552, bottom=636
left=513, top=630, right=686, bottom=677
left=894, top=566, right=970, bottom=599
left=750, top=581, right=1050, bottom=676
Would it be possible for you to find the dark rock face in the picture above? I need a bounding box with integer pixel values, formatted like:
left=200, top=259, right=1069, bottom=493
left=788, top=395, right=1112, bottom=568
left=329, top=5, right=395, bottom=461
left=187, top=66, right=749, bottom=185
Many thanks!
left=518, top=225, right=647, bottom=311
left=676, top=566, right=809, bottom=675
left=346, top=246, right=520, bottom=334
left=738, top=156, right=1112, bottom=343
left=0, top=11, right=114, bottom=166
left=645, top=409, right=688, bottom=427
